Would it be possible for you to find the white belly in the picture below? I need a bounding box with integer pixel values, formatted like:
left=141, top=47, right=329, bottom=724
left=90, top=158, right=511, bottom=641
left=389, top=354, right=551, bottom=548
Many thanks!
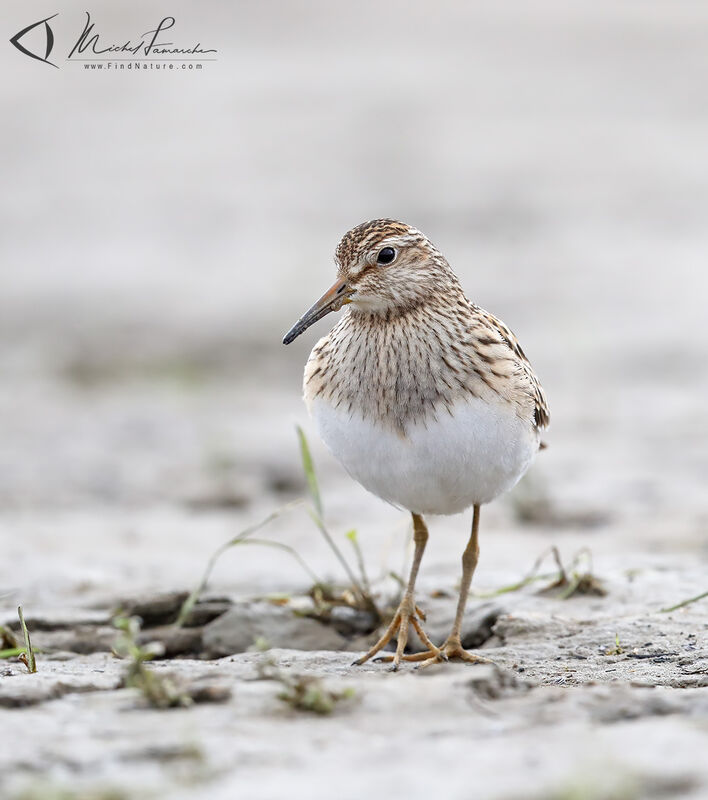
left=309, top=396, right=539, bottom=515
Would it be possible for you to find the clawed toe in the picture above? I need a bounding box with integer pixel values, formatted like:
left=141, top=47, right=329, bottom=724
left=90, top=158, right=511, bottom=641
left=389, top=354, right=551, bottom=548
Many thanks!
left=373, top=648, right=441, bottom=665
left=353, top=613, right=491, bottom=671
left=417, top=638, right=492, bottom=669
left=353, top=595, right=441, bottom=670
left=363, top=640, right=489, bottom=670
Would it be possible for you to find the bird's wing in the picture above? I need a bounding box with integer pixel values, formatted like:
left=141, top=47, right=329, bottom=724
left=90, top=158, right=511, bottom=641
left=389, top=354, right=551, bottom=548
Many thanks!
left=472, top=305, right=550, bottom=431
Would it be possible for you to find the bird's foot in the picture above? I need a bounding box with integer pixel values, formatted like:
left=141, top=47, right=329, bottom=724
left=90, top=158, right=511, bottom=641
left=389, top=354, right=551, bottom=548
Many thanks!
left=352, top=596, right=439, bottom=671
left=369, top=636, right=491, bottom=669
left=415, top=635, right=493, bottom=669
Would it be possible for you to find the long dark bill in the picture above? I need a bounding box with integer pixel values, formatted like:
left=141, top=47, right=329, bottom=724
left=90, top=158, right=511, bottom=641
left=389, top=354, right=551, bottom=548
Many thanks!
left=282, top=280, right=350, bottom=345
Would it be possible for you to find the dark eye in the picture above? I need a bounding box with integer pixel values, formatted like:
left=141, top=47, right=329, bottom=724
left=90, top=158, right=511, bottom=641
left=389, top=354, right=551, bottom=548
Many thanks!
left=377, top=246, right=396, bottom=265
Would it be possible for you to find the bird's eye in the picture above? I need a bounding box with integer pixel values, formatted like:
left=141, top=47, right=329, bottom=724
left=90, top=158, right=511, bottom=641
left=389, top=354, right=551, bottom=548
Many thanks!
left=376, top=247, right=396, bottom=265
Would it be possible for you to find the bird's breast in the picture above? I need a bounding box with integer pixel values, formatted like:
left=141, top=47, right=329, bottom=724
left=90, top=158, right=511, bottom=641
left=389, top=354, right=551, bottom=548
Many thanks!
left=306, top=391, right=539, bottom=515
left=303, top=312, right=494, bottom=433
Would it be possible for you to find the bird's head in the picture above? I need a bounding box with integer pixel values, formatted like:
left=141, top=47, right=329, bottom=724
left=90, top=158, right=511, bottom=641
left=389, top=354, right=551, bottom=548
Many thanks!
left=283, top=219, right=458, bottom=345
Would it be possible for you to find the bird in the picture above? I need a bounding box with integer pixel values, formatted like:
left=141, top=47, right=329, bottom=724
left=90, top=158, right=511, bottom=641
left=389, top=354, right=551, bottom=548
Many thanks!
left=282, top=219, right=549, bottom=669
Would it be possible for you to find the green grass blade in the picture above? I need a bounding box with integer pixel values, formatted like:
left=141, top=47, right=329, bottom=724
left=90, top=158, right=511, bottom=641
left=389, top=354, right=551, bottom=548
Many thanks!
left=0, top=647, right=27, bottom=659
left=17, top=606, right=37, bottom=673
left=660, top=589, right=708, bottom=613
left=473, top=571, right=557, bottom=598
left=297, top=425, right=323, bottom=518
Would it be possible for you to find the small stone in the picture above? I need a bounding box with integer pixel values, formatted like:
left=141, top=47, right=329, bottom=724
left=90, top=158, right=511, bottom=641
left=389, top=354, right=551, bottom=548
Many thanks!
left=136, top=625, right=203, bottom=657
left=466, top=664, right=534, bottom=700
left=328, top=606, right=379, bottom=637
left=202, top=602, right=348, bottom=657
left=116, top=592, right=189, bottom=626
left=185, top=680, right=232, bottom=704
left=405, top=599, right=503, bottom=652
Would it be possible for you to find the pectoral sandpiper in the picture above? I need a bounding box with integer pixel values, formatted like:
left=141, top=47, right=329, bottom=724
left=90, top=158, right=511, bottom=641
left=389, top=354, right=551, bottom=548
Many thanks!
left=283, top=219, right=549, bottom=669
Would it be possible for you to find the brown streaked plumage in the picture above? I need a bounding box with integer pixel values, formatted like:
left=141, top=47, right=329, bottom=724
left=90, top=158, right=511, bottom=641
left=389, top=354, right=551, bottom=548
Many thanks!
left=283, top=219, right=549, bottom=670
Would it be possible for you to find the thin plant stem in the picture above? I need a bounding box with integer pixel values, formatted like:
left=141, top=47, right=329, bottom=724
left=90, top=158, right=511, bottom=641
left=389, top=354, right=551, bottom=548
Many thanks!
left=296, top=426, right=323, bottom=517
left=660, top=590, right=708, bottom=614
left=474, top=545, right=563, bottom=597
left=176, top=500, right=303, bottom=626
left=297, top=426, right=368, bottom=604
left=236, top=539, right=323, bottom=585
left=346, top=530, right=372, bottom=596
left=309, top=511, right=368, bottom=606
left=473, top=571, right=559, bottom=598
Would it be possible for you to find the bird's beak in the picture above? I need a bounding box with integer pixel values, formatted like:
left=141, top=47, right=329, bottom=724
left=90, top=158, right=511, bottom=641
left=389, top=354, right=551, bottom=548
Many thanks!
left=283, top=279, right=352, bottom=345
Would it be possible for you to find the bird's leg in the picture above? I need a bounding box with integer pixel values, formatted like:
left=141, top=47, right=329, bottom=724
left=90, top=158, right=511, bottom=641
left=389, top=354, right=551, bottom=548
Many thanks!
left=418, top=504, right=491, bottom=667
left=352, top=512, right=440, bottom=670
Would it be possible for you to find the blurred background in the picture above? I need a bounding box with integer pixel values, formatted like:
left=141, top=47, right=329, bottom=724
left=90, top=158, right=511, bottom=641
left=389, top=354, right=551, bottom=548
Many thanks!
left=1, top=1, right=707, bottom=606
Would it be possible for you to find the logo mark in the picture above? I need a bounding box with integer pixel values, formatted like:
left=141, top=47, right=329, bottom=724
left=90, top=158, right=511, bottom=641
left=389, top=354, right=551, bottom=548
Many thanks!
left=10, top=14, right=59, bottom=68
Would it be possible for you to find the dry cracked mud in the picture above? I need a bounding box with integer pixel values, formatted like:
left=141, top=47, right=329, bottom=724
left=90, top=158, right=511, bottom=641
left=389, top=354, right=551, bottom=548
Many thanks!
left=2, top=1, right=708, bottom=798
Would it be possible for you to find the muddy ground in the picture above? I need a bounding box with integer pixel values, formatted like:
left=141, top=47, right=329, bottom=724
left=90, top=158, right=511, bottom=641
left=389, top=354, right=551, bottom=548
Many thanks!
left=1, top=1, right=708, bottom=798
left=2, top=345, right=706, bottom=800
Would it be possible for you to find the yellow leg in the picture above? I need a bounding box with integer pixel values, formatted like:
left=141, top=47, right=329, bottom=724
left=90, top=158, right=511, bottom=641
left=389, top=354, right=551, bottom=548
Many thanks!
left=352, top=513, right=441, bottom=670
left=418, top=504, right=491, bottom=668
